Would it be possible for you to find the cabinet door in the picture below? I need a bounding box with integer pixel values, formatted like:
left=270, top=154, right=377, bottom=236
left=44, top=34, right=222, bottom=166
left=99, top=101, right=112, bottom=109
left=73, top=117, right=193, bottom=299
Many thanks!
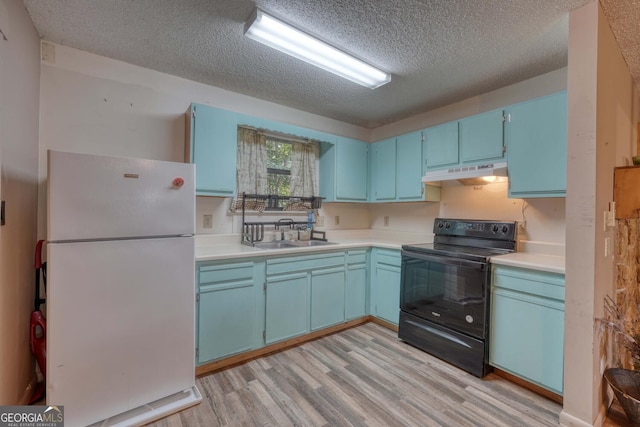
left=375, top=265, right=401, bottom=325
left=459, top=109, right=504, bottom=164
left=505, top=92, right=567, bottom=198
left=265, top=273, right=309, bottom=344
left=490, top=289, right=564, bottom=394
left=336, top=137, right=369, bottom=201
left=423, top=121, right=459, bottom=171
left=311, top=268, right=346, bottom=330
left=198, top=281, right=255, bottom=363
left=373, top=138, right=397, bottom=201
left=396, top=131, right=424, bottom=200
left=188, top=104, right=238, bottom=196
left=346, top=264, right=367, bottom=320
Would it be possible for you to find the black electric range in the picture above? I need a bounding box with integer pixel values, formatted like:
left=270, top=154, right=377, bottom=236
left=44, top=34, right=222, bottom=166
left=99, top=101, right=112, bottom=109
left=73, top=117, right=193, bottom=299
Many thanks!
left=398, top=218, right=517, bottom=377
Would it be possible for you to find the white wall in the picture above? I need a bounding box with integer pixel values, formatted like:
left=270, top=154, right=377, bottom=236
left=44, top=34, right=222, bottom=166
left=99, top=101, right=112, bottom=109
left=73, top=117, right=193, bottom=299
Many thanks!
left=0, top=0, right=41, bottom=405
left=371, top=68, right=567, bottom=141
left=40, top=43, right=567, bottom=245
left=366, top=68, right=568, bottom=244
left=562, top=2, right=640, bottom=425
left=38, top=43, right=370, bottom=238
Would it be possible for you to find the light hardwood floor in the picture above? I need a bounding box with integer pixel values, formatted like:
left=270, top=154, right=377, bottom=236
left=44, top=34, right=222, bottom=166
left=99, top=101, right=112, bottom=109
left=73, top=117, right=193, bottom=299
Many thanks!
left=149, top=323, right=574, bottom=426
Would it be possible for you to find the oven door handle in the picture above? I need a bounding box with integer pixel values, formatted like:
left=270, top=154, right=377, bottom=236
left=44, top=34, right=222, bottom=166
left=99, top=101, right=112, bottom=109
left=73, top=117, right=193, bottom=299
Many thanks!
left=401, top=250, right=486, bottom=270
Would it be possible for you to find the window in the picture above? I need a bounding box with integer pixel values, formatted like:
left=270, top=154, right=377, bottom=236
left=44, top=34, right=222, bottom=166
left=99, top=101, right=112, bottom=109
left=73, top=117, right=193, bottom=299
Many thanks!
left=266, top=139, right=292, bottom=197
left=235, top=126, right=319, bottom=211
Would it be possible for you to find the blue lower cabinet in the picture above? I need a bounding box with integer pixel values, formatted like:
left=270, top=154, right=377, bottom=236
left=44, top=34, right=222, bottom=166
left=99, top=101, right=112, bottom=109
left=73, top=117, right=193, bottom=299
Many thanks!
left=311, top=267, right=346, bottom=330
left=375, top=265, right=401, bottom=324
left=265, top=251, right=346, bottom=344
left=371, top=249, right=401, bottom=325
left=265, top=272, right=310, bottom=344
left=196, top=261, right=257, bottom=364
left=346, top=265, right=367, bottom=319
left=346, top=249, right=368, bottom=320
left=490, top=265, right=565, bottom=395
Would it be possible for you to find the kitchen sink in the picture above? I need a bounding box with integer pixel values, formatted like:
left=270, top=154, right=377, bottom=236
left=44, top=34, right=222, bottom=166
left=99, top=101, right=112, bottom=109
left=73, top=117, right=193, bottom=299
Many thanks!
left=253, top=240, right=338, bottom=250
left=253, top=241, right=298, bottom=250
left=289, top=240, right=338, bottom=247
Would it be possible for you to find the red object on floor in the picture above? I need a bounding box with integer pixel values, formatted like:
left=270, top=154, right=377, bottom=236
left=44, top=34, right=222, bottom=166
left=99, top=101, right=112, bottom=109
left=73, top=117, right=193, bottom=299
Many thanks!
left=29, top=240, right=47, bottom=404
left=30, top=310, right=46, bottom=377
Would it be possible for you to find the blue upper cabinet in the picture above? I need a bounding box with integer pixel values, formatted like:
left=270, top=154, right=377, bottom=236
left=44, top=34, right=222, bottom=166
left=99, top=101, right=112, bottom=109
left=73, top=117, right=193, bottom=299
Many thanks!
left=396, top=130, right=424, bottom=200
left=423, top=121, right=459, bottom=172
left=459, top=109, right=505, bottom=164
left=371, top=138, right=397, bottom=201
left=505, top=92, right=567, bottom=198
left=335, top=137, right=369, bottom=201
left=369, top=133, right=440, bottom=203
left=319, top=137, right=368, bottom=202
left=185, top=103, right=238, bottom=197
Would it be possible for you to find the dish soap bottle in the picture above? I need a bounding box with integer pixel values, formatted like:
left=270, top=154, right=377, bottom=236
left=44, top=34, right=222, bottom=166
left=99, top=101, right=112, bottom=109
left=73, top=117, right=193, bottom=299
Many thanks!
left=307, top=210, right=314, bottom=230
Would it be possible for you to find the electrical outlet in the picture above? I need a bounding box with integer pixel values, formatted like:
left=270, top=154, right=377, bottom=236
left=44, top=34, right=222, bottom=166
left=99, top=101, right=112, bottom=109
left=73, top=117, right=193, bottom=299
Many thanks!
left=334, top=216, right=340, bottom=226
left=316, top=215, right=324, bottom=226
left=384, top=216, right=389, bottom=226
left=203, top=214, right=213, bottom=229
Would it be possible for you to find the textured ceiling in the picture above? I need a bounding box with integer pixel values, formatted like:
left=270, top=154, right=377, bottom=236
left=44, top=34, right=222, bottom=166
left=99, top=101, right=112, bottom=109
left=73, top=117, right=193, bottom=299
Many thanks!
left=600, top=0, right=640, bottom=94
left=23, top=0, right=625, bottom=129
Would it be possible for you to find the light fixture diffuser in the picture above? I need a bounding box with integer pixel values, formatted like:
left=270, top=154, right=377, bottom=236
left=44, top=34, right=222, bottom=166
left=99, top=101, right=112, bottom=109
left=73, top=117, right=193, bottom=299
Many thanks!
left=244, top=8, right=391, bottom=89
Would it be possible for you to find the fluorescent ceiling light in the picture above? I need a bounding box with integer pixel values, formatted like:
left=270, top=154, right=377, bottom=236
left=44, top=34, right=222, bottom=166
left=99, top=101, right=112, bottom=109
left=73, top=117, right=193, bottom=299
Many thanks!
left=244, top=8, right=391, bottom=89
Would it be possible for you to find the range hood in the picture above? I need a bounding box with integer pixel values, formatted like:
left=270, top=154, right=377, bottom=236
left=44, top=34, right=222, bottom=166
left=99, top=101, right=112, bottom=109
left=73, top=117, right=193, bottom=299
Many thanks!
left=421, top=161, right=508, bottom=183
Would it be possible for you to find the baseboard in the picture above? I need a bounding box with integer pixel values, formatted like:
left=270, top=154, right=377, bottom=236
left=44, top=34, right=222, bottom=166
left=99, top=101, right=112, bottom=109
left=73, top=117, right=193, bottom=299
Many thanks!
left=492, top=368, right=563, bottom=404
left=559, top=405, right=606, bottom=427
left=368, top=316, right=399, bottom=332
left=196, top=316, right=371, bottom=376
left=196, top=316, right=581, bottom=419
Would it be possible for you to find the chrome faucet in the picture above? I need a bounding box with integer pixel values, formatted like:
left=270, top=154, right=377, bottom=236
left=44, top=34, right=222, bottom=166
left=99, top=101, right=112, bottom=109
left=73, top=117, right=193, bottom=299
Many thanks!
left=275, top=218, right=294, bottom=240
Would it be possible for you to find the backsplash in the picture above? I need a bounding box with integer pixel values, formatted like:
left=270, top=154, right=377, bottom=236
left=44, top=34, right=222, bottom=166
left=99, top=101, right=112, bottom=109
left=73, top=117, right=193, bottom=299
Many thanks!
left=196, top=180, right=566, bottom=245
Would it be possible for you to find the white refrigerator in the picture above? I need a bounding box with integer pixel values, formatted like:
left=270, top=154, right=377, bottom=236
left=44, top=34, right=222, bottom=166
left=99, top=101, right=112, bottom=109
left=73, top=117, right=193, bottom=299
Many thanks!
left=46, top=150, right=201, bottom=427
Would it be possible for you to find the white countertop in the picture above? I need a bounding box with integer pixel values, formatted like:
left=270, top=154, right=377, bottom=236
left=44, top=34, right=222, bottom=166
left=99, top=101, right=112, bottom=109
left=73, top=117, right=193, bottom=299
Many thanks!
left=195, top=232, right=566, bottom=275
left=195, top=229, right=434, bottom=262
left=490, top=253, right=565, bottom=274
left=490, top=240, right=565, bottom=274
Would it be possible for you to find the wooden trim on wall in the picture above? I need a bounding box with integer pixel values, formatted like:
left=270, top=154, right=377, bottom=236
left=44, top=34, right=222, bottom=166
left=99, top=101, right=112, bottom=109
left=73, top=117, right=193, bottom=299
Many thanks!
left=368, top=316, right=399, bottom=332
left=493, top=368, right=563, bottom=404
left=195, top=316, right=564, bottom=407
left=195, top=316, right=372, bottom=377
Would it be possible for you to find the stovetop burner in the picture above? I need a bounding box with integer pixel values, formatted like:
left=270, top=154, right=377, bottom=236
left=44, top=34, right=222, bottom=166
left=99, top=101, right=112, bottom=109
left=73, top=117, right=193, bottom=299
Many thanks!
left=402, top=242, right=512, bottom=262
left=402, top=218, right=517, bottom=261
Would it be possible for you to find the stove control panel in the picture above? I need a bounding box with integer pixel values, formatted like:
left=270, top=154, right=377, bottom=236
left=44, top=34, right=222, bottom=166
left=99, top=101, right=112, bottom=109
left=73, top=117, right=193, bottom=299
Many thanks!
left=433, top=218, right=516, bottom=241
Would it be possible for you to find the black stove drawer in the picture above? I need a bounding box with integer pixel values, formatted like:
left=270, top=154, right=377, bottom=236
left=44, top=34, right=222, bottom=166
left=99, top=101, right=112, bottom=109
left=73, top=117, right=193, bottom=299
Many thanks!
left=398, top=311, right=490, bottom=378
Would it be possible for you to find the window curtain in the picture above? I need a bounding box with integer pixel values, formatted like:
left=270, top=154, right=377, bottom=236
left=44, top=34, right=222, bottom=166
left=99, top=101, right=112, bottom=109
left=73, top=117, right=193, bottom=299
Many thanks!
left=236, top=127, right=267, bottom=195
left=290, top=140, right=318, bottom=197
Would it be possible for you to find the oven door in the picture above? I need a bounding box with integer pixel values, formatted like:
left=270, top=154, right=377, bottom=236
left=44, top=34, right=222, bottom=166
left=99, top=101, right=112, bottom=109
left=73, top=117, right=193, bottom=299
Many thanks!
left=400, top=250, right=489, bottom=339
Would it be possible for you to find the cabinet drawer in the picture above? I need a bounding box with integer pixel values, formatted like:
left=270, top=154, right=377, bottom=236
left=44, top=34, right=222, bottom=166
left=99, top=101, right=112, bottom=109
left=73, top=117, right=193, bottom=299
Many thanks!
left=376, top=249, right=401, bottom=267
left=198, top=261, right=254, bottom=286
left=266, top=251, right=344, bottom=275
left=347, top=249, right=367, bottom=265
left=493, top=266, right=565, bottom=302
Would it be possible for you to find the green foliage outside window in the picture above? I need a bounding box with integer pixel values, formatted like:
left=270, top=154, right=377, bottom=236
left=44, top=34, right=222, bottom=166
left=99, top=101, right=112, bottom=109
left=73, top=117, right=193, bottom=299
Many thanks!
left=266, top=140, right=292, bottom=197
